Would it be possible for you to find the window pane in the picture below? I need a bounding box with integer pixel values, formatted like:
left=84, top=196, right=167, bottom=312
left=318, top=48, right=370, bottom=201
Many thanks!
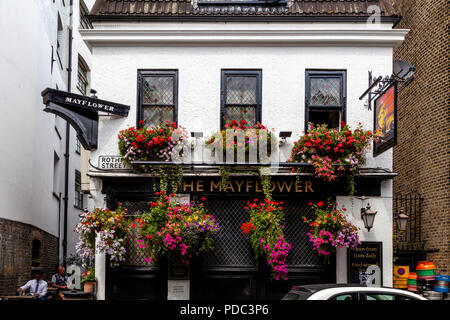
left=308, top=110, right=341, bottom=129
left=331, top=293, right=358, bottom=301
left=225, top=106, right=256, bottom=126
left=143, top=106, right=174, bottom=128
left=365, top=294, right=413, bottom=301
left=310, top=77, right=341, bottom=106
left=226, top=76, right=257, bottom=105
left=143, top=76, right=174, bottom=105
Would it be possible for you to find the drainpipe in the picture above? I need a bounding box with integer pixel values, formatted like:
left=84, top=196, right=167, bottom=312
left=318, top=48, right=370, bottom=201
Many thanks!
left=62, top=0, right=74, bottom=265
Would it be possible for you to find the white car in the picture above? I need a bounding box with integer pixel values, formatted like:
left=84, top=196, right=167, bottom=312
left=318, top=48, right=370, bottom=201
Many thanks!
left=281, top=284, right=428, bottom=301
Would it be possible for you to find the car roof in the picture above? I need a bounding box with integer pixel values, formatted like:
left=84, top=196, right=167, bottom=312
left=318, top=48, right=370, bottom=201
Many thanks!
left=287, top=284, right=427, bottom=300
left=290, top=284, right=368, bottom=293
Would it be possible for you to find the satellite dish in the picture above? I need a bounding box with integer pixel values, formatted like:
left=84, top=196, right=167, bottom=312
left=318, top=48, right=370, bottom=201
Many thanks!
left=394, top=60, right=416, bottom=80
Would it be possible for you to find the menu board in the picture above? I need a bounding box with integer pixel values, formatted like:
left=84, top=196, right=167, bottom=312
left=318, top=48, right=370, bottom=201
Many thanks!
left=348, top=242, right=383, bottom=286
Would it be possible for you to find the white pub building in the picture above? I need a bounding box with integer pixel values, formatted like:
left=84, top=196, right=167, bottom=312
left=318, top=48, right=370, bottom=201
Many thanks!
left=76, top=0, right=408, bottom=300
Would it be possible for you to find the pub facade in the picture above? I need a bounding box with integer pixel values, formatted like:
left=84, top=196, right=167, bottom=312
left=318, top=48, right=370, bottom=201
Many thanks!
left=79, top=0, right=408, bottom=300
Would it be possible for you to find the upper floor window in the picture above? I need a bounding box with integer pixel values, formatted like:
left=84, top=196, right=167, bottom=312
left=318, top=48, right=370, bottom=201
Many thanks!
left=221, top=70, right=262, bottom=129
left=79, top=0, right=92, bottom=29
left=305, top=70, right=346, bottom=130
left=77, top=55, right=90, bottom=95
left=137, top=70, right=178, bottom=128
left=74, top=170, right=83, bottom=209
left=56, top=13, right=64, bottom=69
left=75, top=137, right=81, bottom=154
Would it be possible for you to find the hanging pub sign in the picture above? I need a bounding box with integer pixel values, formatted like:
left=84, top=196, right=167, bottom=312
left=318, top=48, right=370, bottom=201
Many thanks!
left=373, top=82, right=397, bottom=157
left=348, top=241, right=383, bottom=286
left=41, top=88, right=130, bottom=150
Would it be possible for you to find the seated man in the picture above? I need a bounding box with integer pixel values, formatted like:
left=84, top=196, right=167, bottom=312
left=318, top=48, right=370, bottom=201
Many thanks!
left=50, top=266, right=69, bottom=299
left=17, top=270, right=47, bottom=300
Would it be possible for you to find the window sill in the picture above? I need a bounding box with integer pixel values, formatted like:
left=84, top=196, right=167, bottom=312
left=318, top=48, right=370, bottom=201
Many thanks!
left=74, top=205, right=85, bottom=211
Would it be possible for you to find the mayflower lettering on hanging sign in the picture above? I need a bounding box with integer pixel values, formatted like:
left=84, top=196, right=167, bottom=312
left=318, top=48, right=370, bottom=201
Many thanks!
left=42, top=88, right=130, bottom=117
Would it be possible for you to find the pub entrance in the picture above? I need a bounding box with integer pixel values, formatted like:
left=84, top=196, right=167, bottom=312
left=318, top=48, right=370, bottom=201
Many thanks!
left=105, top=193, right=332, bottom=300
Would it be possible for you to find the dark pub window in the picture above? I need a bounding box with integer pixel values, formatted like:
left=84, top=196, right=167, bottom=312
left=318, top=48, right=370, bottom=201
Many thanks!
left=305, top=70, right=346, bottom=130
left=137, top=70, right=178, bottom=128
left=221, top=70, right=262, bottom=128
left=74, top=170, right=83, bottom=209
left=77, top=55, right=89, bottom=95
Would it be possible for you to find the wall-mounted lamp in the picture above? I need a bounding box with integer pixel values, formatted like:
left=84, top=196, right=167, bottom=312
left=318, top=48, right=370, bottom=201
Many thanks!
left=191, top=132, right=203, bottom=150
left=279, top=131, right=292, bottom=147
left=191, top=132, right=203, bottom=138
left=357, top=196, right=377, bottom=232
left=394, top=208, right=409, bottom=232
left=90, top=88, right=98, bottom=99
left=361, top=203, right=377, bottom=232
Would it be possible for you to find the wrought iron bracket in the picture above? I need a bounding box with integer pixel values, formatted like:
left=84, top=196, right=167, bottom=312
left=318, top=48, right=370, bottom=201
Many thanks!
left=360, top=67, right=416, bottom=110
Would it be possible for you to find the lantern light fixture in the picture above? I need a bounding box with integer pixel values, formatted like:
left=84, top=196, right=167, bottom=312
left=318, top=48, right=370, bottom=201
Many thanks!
left=395, top=208, right=409, bottom=232
left=361, top=203, right=377, bottom=232
left=279, top=131, right=292, bottom=146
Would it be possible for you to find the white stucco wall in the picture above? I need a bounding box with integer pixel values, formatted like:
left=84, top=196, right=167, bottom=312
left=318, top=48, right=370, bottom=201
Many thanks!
left=89, top=45, right=393, bottom=170
left=83, top=21, right=404, bottom=291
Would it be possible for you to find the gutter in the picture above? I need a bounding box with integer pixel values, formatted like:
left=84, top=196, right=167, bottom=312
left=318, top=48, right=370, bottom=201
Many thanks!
left=62, top=0, right=74, bottom=265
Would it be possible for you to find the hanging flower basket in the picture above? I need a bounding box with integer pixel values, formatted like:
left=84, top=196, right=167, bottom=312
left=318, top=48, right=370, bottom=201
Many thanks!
left=241, top=199, right=292, bottom=281
left=304, top=200, right=361, bottom=259
left=74, top=206, right=130, bottom=266
left=118, top=120, right=190, bottom=168
left=133, top=192, right=219, bottom=265
left=288, top=122, right=373, bottom=182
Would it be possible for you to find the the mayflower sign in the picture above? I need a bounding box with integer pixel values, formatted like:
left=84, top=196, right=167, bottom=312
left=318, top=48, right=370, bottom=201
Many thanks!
left=41, top=88, right=130, bottom=150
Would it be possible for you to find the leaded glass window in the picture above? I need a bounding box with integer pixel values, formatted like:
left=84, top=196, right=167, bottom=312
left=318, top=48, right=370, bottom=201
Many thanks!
left=138, top=70, right=178, bottom=128
left=221, top=70, right=262, bottom=128
left=305, top=70, right=346, bottom=130
left=74, top=170, right=83, bottom=209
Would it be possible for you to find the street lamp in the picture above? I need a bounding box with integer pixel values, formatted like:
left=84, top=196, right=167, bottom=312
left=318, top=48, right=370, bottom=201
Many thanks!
left=395, top=208, right=409, bottom=231
left=361, top=203, right=377, bottom=232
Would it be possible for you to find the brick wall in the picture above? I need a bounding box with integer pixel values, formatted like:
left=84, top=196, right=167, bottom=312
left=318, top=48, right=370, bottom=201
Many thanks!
left=392, top=0, right=449, bottom=273
left=0, top=218, right=59, bottom=296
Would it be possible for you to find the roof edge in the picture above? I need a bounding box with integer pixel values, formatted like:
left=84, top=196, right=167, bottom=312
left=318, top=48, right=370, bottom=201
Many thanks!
left=88, top=14, right=401, bottom=24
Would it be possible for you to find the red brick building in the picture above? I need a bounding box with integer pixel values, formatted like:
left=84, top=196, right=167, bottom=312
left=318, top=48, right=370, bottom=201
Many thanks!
left=392, top=0, right=449, bottom=273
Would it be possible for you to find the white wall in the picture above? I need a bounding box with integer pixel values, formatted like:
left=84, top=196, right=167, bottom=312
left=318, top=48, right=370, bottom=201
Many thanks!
left=0, top=0, right=92, bottom=260
left=89, top=45, right=393, bottom=171
left=84, top=22, right=401, bottom=290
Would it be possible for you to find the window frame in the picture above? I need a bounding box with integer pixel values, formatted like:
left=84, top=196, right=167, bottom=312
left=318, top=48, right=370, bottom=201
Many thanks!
left=136, top=69, right=178, bottom=128
left=74, top=169, right=83, bottom=209
left=220, top=69, right=262, bottom=129
left=305, top=70, right=347, bottom=130
left=79, top=0, right=93, bottom=29
left=77, top=55, right=90, bottom=95
left=360, top=292, right=418, bottom=301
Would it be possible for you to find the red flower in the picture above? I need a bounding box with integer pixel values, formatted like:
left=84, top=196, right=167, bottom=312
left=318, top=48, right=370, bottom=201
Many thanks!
left=317, top=201, right=324, bottom=207
left=201, top=196, right=207, bottom=202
